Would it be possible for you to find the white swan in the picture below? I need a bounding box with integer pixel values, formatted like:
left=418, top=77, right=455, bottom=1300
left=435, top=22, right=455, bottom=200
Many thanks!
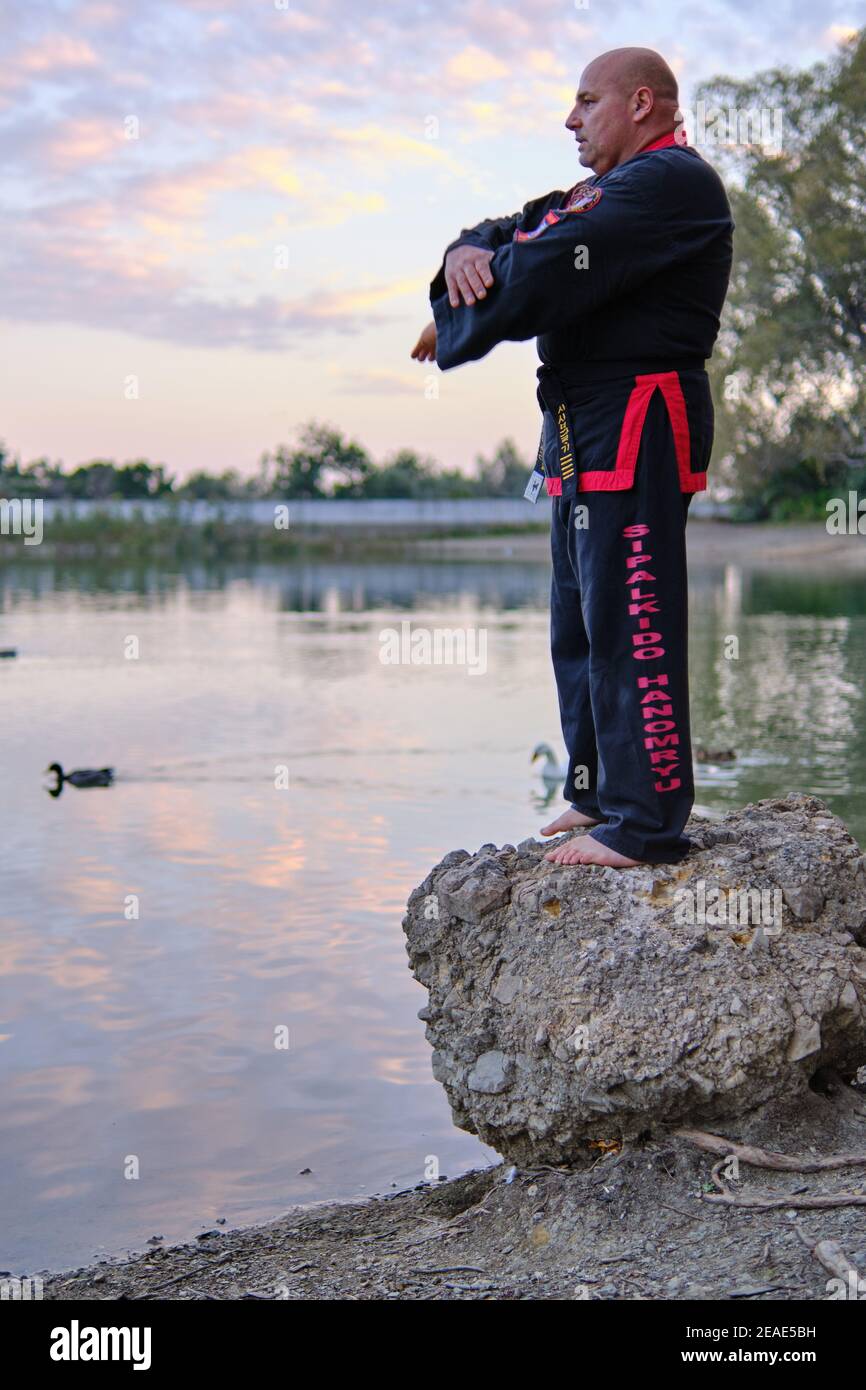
left=531, top=742, right=569, bottom=785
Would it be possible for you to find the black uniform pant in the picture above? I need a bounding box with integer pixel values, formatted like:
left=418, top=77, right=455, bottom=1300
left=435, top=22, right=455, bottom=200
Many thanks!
left=549, top=391, right=695, bottom=863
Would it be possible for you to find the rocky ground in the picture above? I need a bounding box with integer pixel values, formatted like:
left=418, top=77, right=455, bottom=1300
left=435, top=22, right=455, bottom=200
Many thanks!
left=43, top=1078, right=866, bottom=1302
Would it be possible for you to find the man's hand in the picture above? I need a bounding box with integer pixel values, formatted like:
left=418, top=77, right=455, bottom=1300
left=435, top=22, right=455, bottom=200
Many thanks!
left=410, top=320, right=437, bottom=362
left=444, top=245, right=495, bottom=308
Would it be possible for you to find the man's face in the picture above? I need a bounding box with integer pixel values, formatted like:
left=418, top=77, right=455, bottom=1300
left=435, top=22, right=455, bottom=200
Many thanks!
left=565, top=63, right=633, bottom=175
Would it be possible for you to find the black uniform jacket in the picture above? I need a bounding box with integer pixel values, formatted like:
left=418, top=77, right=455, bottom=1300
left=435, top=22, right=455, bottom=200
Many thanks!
left=429, top=134, right=734, bottom=495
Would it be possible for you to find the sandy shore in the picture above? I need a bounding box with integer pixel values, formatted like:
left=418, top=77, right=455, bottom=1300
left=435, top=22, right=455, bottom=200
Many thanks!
left=42, top=1083, right=866, bottom=1301
left=411, top=520, right=866, bottom=569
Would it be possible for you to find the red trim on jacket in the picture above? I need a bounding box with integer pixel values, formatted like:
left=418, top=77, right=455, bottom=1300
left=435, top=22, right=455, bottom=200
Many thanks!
left=543, top=370, right=707, bottom=496
left=640, top=130, right=687, bottom=152
left=602, top=371, right=698, bottom=492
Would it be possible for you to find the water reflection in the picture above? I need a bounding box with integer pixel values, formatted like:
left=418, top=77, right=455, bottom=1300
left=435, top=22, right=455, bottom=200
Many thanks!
left=0, top=552, right=864, bottom=1273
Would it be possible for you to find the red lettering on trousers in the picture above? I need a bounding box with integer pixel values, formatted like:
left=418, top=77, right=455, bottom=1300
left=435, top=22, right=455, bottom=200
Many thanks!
left=624, top=524, right=685, bottom=803
left=649, top=751, right=679, bottom=766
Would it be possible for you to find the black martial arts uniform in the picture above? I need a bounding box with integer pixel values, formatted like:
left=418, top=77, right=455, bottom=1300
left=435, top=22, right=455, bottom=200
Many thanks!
left=430, top=132, right=733, bottom=862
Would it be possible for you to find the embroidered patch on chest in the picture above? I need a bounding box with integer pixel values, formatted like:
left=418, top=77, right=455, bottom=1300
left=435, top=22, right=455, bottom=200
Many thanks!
left=565, top=184, right=603, bottom=213
left=514, top=183, right=603, bottom=241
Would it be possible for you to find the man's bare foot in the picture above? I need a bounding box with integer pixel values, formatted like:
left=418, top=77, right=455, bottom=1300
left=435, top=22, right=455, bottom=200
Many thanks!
left=540, top=809, right=599, bottom=836
left=544, top=833, right=640, bottom=868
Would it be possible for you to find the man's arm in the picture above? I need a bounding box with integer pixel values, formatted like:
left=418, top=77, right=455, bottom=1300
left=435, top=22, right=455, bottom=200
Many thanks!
left=444, top=212, right=524, bottom=257
left=445, top=186, right=574, bottom=255
left=431, top=158, right=730, bottom=370
left=431, top=188, right=572, bottom=306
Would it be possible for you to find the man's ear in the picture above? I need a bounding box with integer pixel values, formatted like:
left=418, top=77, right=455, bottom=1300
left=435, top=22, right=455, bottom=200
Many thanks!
left=633, top=85, right=654, bottom=119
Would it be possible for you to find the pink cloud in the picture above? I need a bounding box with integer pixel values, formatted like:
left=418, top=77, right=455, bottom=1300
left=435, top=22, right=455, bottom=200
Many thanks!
left=19, top=35, right=100, bottom=72
left=0, top=204, right=394, bottom=350
left=41, top=117, right=125, bottom=170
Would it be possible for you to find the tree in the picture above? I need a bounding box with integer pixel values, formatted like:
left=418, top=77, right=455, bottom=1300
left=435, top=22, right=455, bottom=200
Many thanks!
left=115, top=461, right=174, bottom=498
left=347, top=449, right=431, bottom=498
left=696, top=29, right=866, bottom=514
left=261, top=423, right=373, bottom=498
left=0, top=449, right=67, bottom=497
left=347, top=448, right=477, bottom=498
left=475, top=439, right=529, bottom=496
left=65, top=461, right=119, bottom=499
left=177, top=469, right=245, bottom=499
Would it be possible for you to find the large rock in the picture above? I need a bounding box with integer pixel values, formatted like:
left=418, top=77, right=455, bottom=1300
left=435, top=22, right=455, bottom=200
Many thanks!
left=402, top=794, right=866, bottom=1165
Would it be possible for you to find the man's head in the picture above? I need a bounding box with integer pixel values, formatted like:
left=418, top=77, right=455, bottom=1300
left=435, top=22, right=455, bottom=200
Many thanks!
left=565, top=48, right=680, bottom=175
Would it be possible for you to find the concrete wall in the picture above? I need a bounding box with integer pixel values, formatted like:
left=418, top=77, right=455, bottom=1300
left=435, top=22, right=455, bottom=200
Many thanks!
left=37, top=498, right=544, bottom=529
left=33, top=496, right=730, bottom=529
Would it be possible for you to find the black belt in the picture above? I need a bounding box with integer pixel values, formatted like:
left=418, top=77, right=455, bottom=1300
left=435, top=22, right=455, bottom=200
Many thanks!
left=531, top=365, right=578, bottom=501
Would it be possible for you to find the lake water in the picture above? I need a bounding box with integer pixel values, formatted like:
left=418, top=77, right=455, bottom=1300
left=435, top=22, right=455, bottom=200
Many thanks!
left=1, top=544, right=865, bottom=1273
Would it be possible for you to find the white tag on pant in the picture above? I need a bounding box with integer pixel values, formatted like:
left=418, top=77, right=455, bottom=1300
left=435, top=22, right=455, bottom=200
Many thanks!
left=523, top=468, right=544, bottom=504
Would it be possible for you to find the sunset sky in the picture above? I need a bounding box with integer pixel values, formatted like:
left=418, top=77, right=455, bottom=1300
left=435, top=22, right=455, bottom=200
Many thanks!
left=1, top=1, right=860, bottom=481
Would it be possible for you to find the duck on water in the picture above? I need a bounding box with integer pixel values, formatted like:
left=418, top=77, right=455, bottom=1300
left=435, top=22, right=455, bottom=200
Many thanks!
left=45, top=763, right=115, bottom=797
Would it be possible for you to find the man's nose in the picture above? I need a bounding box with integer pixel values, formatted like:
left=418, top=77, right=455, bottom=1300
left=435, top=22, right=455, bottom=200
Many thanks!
left=565, top=109, right=581, bottom=131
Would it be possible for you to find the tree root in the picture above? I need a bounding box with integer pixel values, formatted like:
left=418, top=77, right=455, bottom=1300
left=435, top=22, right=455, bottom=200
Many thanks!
left=795, top=1228, right=863, bottom=1285
left=674, top=1128, right=866, bottom=1211
left=674, top=1127, right=866, bottom=1173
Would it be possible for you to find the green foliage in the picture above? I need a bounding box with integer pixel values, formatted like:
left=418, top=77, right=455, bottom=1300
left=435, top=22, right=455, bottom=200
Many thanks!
left=259, top=423, right=373, bottom=498
left=0, top=426, right=530, bottom=502
left=339, top=448, right=476, bottom=499
left=475, top=439, right=530, bottom=497
left=176, top=469, right=251, bottom=499
left=0, top=447, right=174, bottom=499
left=0, top=446, right=68, bottom=498
left=698, top=29, right=866, bottom=512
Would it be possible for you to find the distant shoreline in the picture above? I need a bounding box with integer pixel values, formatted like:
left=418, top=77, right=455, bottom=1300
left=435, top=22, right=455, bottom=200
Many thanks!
left=1, top=517, right=864, bottom=569
left=412, top=520, right=866, bottom=570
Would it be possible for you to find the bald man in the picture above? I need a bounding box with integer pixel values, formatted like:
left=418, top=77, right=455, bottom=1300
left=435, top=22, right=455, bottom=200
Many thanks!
left=411, top=47, right=733, bottom=867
